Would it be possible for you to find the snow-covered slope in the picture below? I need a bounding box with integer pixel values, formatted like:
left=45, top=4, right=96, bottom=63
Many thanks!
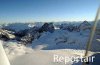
left=2, top=40, right=94, bottom=65
left=9, top=50, right=84, bottom=65
left=32, top=30, right=89, bottom=50
left=0, top=22, right=100, bottom=65
left=2, top=29, right=91, bottom=65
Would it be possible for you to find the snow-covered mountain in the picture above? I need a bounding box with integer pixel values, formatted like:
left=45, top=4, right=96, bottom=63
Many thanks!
left=0, top=21, right=100, bottom=65
left=79, top=21, right=91, bottom=31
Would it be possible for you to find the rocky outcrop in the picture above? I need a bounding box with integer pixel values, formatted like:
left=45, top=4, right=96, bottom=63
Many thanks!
left=39, top=23, right=55, bottom=33
left=60, top=24, right=79, bottom=32
left=79, top=21, right=91, bottom=31
left=0, top=29, right=16, bottom=41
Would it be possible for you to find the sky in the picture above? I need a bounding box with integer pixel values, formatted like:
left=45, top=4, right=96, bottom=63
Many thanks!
left=0, top=0, right=100, bottom=23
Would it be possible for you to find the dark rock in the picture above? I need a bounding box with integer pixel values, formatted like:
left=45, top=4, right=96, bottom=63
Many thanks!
left=14, top=29, right=28, bottom=37
left=79, top=21, right=91, bottom=31
left=39, top=23, right=55, bottom=33
left=0, top=29, right=16, bottom=41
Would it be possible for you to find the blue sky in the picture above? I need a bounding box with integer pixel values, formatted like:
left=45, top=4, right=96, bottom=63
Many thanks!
left=0, top=0, right=100, bottom=22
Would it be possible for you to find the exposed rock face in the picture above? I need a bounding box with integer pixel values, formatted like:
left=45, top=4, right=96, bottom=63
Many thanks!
left=60, top=24, right=80, bottom=32
left=14, top=29, right=28, bottom=37
left=39, top=23, right=55, bottom=33
left=19, top=23, right=55, bottom=44
left=59, top=21, right=91, bottom=32
left=79, top=21, right=91, bottom=31
left=0, top=22, right=66, bottom=43
left=60, top=23, right=68, bottom=30
left=48, top=23, right=55, bottom=33
left=0, top=29, right=16, bottom=41
left=17, top=23, right=55, bottom=44
left=20, top=29, right=40, bottom=44
left=0, top=22, right=92, bottom=45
